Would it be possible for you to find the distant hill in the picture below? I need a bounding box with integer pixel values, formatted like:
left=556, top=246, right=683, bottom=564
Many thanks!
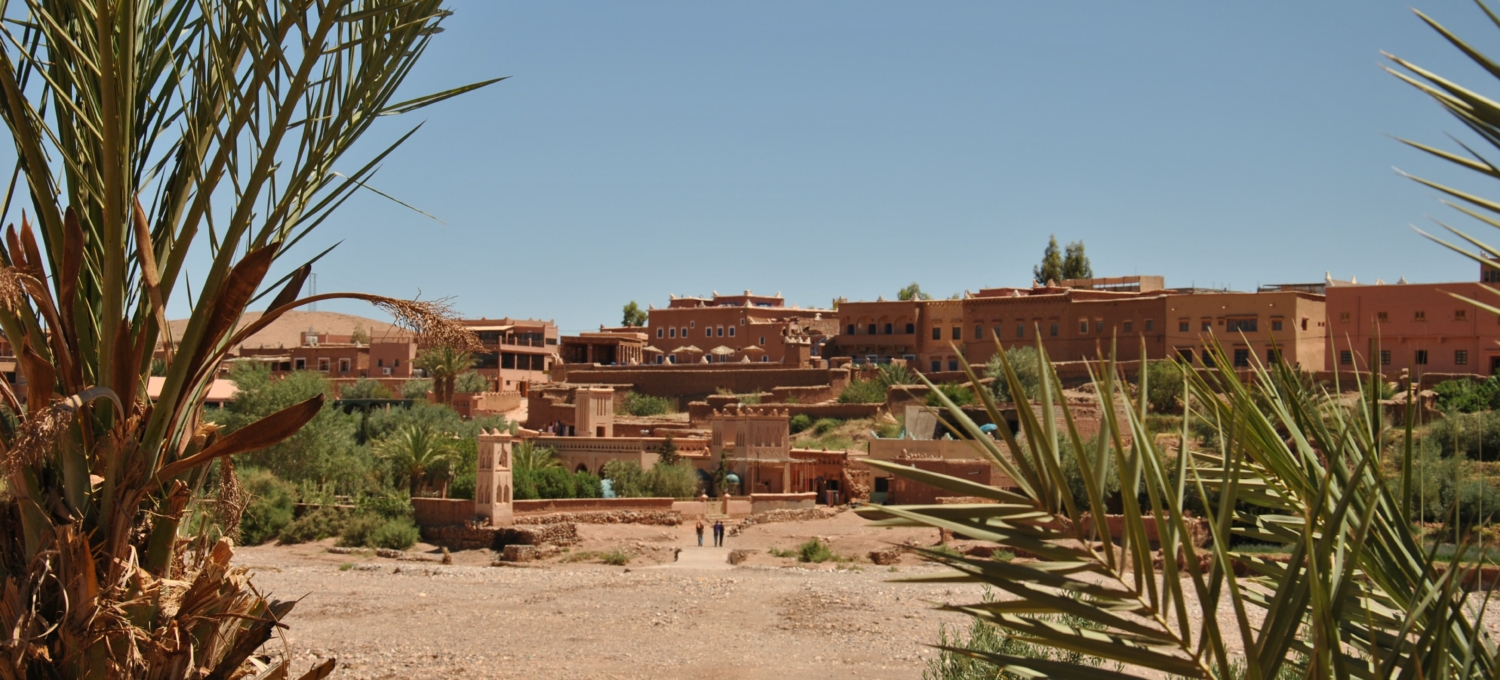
left=166, top=310, right=406, bottom=352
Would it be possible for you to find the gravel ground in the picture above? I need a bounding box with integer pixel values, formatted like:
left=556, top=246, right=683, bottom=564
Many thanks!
left=238, top=549, right=978, bottom=679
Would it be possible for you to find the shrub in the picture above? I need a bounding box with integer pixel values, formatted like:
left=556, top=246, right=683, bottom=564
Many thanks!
left=336, top=514, right=384, bottom=548
left=401, top=379, right=433, bottom=401
left=340, top=377, right=393, bottom=400
left=797, top=538, right=835, bottom=563
left=369, top=519, right=421, bottom=550
left=620, top=391, right=673, bottom=416
left=532, top=466, right=580, bottom=499
left=876, top=363, right=917, bottom=388
left=601, top=548, right=631, bottom=566
left=1057, top=436, right=1121, bottom=513
left=926, top=383, right=976, bottom=408
left=1434, top=376, right=1500, bottom=413
left=454, top=371, right=489, bottom=393
left=357, top=490, right=415, bottom=521
left=1143, top=360, right=1184, bottom=414
left=602, top=459, right=647, bottom=498
left=279, top=506, right=351, bottom=544
left=986, top=346, right=1042, bottom=403
left=812, top=418, right=842, bottom=435
left=837, top=379, right=886, bottom=404
left=925, top=589, right=1113, bottom=680
left=239, top=468, right=297, bottom=545
left=645, top=462, right=700, bottom=499
left=574, top=470, right=604, bottom=498
left=1427, top=411, right=1500, bottom=461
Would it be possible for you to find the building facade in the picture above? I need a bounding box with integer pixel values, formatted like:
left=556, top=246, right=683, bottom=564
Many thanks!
left=643, top=291, right=836, bottom=364
left=1325, top=275, right=1500, bottom=376
left=461, top=317, right=559, bottom=393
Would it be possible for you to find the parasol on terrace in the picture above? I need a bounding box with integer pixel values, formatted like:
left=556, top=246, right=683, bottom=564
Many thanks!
left=672, top=345, right=702, bottom=355
left=709, top=345, right=735, bottom=357
left=740, top=344, right=765, bottom=355
left=642, top=345, right=663, bottom=355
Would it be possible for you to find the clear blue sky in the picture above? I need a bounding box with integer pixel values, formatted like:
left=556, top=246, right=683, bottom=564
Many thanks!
left=162, top=3, right=1500, bottom=331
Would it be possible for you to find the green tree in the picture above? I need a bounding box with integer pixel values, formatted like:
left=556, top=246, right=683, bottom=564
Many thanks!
left=985, top=346, right=1043, bottom=403
left=374, top=424, right=462, bottom=497
left=657, top=436, right=681, bottom=465
left=341, top=377, right=394, bottom=400
left=622, top=300, right=648, bottom=327
left=217, top=363, right=372, bottom=493
left=897, top=283, right=932, bottom=301
left=454, top=371, right=490, bottom=394
left=415, top=345, right=474, bottom=407
left=1032, top=235, right=1064, bottom=285
left=351, top=323, right=372, bottom=345
left=513, top=440, right=564, bottom=472
left=1061, top=240, right=1093, bottom=280
left=402, top=378, right=434, bottom=401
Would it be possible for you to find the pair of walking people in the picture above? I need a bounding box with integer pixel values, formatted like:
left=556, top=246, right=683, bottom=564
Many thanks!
left=694, top=519, right=726, bottom=547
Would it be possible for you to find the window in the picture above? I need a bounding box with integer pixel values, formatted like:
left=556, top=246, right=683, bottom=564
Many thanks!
left=931, top=360, right=941, bottom=373
left=318, top=358, right=330, bottom=372
left=1339, top=350, right=1353, bottom=366
left=294, top=358, right=306, bottom=370
left=1226, top=318, right=1257, bottom=333
left=1050, top=323, right=1059, bottom=337
left=657, top=328, right=664, bottom=338
left=1457, top=309, right=1468, bottom=321
left=948, top=360, right=959, bottom=372
left=1339, top=312, right=1350, bottom=323
left=713, top=326, right=721, bottom=337
left=885, top=323, right=893, bottom=335
left=1415, top=310, right=1426, bottom=321
left=690, top=321, right=695, bottom=328
left=1177, top=348, right=1194, bottom=362
left=951, top=327, right=961, bottom=340
left=1266, top=349, right=1281, bottom=364
left=975, top=325, right=983, bottom=340
left=1201, top=320, right=1212, bottom=332
left=339, top=358, right=350, bottom=373
left=1415, top=349, right=1429, bottom=365
left=395, top=359, right=400, bottom=367
left=1016, top=324, right=1025, bottom=339
left=993, top=325, right=1003, bottom=340
left=669, top=328, right=676, bottom=338
left=1376, top=312, right=1388, bottom=322
left=1080, top=321, right=1089, bottom=334
left=759, top=336, right=765, bottom=345
left=1145, top=320, right=1154, bottom=332
left=1233, top=349, right=1250, bottom=367
left=1457, top=349, right=1470, bottom=365
left=377, top=359, right=384, bottom=367
left=1301, top=318, right=1308, bottom=331
left=1271, top=319, right=1283, bottom=332
left=1486, top=267, right=1500, bottom=283
left=905, top=323, right=915, bottom=334
left=847, top=324, right=855, bottom=335
left=1201, top=349, right=1215, bottom=365
left=1380, top=350, right=1391, bottom=366
left=932, top=327, right=942, bottom=340
left=740, top=319, right=745, bottom=325
left=1095, top=320, right=1103, bottom=333
left=681, top=327, right=688, bottom=337
left=867, top=324, right=877, bottom=335
left=1123, top=321, right=1133, bottom=333
left=728, top=327, right=736, bottom=337
left=1179, top=321, right=1190, bottom=332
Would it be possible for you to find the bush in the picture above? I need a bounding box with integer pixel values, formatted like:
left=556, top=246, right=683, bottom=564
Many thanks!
left=1057, top=436, right=1121, bottom=513
left=357, top=489, right=414, bottom=521
left=1434, top=376, right=1500, bottom=413
left=454, top=371, right=489, bottom=393
left=601, top=460, right=646, bottom=498
left=925, top=588, right=1113, bottom=680
left=1428, top=411, right=1500, bottom=461
left=837, top=380, right=886, bottom=404
left=812, top=418, right=842, bottom=435
left=336, top=513, right=384, bottom=548
left=1143, top=361, right=1184, bottom=414
left=926, top=383, right=976, bottom=408
left=620, top=391, right=673, bottom=416
left=574, top=470, right=603, bottom=498
left=797, top=538, right=834, bottom=563
left=369, top=519, right=421, bottom=550
left=279, top=506, right=351, bottom=544
left=876, top=363, right=917, bottom=388
left=340, top=378, right=393, bottom=400
left=532, top=466, right=581, bottom=499
left=401, top=379, right=433, bottom=401
left=986, top=346, right=1042, bottom=403
left=601, top=548, right=631, bottom=566
left=238, top=469, right=297, bottom=545
left=645, top=462, right=699, bottom=499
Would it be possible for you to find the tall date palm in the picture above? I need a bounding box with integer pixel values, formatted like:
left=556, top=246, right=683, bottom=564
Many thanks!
left=0, top=0, right=492, bottom=677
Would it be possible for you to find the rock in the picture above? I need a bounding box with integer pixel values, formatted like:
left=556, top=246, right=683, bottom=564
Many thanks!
left=727, top=549, right=754, bottom=565
left=868, top=547, right=904, bottom=565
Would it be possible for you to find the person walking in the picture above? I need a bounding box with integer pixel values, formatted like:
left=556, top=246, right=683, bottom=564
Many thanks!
left=713, top=520, right=724, bottom=547
left=695, top=519, right=705, bottom=547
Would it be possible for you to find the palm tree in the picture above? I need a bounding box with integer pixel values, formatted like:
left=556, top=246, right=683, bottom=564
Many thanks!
left=512, top=440, right=563, bottom=472
left=375, top=424, right=461, bottom=497
left=416, top=345, right=475, bottom=407
left=0, top=1, right=493, bottom=677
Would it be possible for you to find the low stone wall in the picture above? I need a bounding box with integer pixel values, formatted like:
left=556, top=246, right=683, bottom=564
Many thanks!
left=514, top=497, right=676, bottom=514
left=515, top=510, right=681, bottom=526
left=728, top=507, right=835, bottom=536
left=411, top=498, right=474, bottom=527
left=750, top=492, right=816, bottom=514
left=419, top=521, right=581, bottom=551
left=1078, top=513, right=1210, bottom=547
left=419, top=524, right=496, bottom=551
left=672, top=501, right=709, bottom=518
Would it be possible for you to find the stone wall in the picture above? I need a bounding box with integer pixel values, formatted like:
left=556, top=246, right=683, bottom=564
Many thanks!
left=687, top=400, right=881, bottom=425
left=750, top=492, right=816, bottom=514
left=515, top=510, right=681, bottom=526
left=556, top=365, right=848, bottom=404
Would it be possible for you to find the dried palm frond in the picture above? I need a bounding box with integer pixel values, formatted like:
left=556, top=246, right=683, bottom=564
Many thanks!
left=0, top=0, right=499, bottom=677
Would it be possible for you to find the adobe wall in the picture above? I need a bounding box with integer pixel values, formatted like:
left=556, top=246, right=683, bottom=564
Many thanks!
left=556, top=365, right=847, bottom=404
left=750, top=492, right=817, bottom=513
left=513, top=497, right=676, bottom=514
left=411, top=498, right=474, bottom=526
left=688, top=400, right=881, bottom=425
left=887, top=459, right=999, bottom=504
